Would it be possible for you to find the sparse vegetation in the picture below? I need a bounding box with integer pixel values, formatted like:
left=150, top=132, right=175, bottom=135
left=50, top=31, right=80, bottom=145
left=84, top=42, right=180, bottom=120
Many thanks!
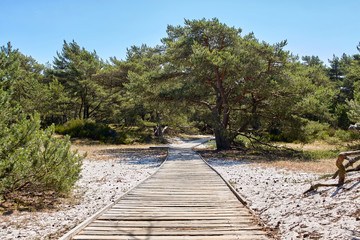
left=196, top=138, right=360, bottom=174
left=1, top=18, right=359, bottom=211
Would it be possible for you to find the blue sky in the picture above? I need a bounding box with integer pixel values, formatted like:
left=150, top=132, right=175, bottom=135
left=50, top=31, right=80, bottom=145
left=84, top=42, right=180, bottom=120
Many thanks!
left=1, top=0, right=359, bottom=65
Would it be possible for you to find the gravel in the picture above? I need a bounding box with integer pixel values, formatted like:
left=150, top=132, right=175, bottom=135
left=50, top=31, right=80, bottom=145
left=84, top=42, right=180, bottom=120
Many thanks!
left=2, top=138, right=359, bottom=240
left=0, top=151, right=163, bottom=240
left=207, top=158, right=360, bottom=240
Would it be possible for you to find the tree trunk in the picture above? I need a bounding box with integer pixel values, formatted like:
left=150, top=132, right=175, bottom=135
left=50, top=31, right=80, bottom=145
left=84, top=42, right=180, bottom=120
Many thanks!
left=214, top=129, right=232, bottom=150
left=154, top=124, right=163, bottom=137
left=154, top=124, right=168, bottom=137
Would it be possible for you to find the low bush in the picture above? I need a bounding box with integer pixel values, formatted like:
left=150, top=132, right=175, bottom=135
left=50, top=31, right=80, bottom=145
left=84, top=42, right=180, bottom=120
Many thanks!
left=55, top=119, right=117, bottom=141
left=302, top=121, right=330, bottom=143
left=334, top=129, right=359, bottom=142
left=0, top=94, right=84, bottom=202
left=299, top=149, right=340, bottom=160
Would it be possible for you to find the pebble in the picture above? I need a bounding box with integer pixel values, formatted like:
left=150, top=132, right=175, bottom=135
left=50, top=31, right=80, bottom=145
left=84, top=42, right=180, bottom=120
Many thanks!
left=207, top=158, right=360, bottom=240
left=0, top=156, right=162, bottom=240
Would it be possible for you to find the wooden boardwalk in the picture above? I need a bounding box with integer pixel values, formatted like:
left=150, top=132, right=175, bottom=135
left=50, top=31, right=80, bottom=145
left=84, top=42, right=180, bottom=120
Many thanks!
left=66, top=142, right=268, bottom=240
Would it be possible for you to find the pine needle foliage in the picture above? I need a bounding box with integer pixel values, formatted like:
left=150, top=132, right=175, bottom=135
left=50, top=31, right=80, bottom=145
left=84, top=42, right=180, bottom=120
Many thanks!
left=0, top=43, right=84, bottom=202
left=0, top=92, right=84, bottom=201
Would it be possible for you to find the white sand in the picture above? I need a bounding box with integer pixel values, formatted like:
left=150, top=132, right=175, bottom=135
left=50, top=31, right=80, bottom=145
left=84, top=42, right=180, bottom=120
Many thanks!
left=206, top=158, right=360, bottom=239
left=2, top=137, right=359, bottom=239
left=0, top=153, right=163, bottom=240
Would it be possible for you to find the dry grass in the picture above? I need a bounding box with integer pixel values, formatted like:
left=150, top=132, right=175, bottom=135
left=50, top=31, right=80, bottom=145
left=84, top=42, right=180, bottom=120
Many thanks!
left=197, top=139, right=360, bottom=174
left=71, top=143, right=167, bottom=161
left=277, top=140, right=341, bottom=151
left=197, top=144, right=341, bottom=174
left=70, top=136, right=168, bottom=161
left=253, top=158, right=337, bottom=173
left=0, top=190, right=68, bottom=213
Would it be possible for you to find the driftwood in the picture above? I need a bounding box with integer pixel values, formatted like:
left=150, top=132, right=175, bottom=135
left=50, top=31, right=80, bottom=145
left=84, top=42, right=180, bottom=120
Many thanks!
left=305, top=150, right=360, bottom=194
left=334, top=150, right=360, bottom=185
left=303, top=180, right=352, bottom=194
left=332, top=154, right=360, bottom=181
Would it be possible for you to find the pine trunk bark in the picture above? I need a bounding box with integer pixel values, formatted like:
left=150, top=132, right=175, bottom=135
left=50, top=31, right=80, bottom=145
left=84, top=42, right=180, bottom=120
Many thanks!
left=214, top=129, right=232, bottom=150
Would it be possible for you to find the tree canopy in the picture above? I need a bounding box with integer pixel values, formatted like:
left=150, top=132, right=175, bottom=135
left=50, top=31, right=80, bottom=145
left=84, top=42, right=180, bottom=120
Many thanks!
left=1, top=19, right=360, bottom=151
left=146, top=18, right=297, bottom=149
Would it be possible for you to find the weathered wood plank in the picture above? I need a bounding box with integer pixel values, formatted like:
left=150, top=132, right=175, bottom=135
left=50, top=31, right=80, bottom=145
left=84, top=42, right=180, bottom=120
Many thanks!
left=89, top=220, right=257, bottom=227
left=78, top=229, right=267, bottom=235
left=64, top=143, right=269, bottom=240
left=84, top=226, right=262, bottom=231
left=73, top=235, right=267, bottom=240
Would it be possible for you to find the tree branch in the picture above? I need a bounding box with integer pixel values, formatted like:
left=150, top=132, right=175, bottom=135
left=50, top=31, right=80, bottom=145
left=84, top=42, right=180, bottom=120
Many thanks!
left=233, top=88, right=247, bottom=104
left=185, top=98, right=213, bottom=111
left=203, top=35, right=212, bottom=53
left=221, top=69, right=226, bottom=81
left=218, top=36, right=225, bottom=51
left=267, top=59, right=272, bottom=72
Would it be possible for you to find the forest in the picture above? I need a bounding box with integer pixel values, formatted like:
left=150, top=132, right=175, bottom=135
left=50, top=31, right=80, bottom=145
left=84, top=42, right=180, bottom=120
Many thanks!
left=1, top=18, right=360, bottom=202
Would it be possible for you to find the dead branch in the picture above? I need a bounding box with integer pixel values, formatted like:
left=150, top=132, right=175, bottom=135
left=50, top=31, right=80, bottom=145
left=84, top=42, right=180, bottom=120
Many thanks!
left=304, top=150, right=360, bottom=194
left=333, top=155, right=360, bottom=179
left=303, top=179, right=353, bottom=195
left=335, top=150, right=360, bottom=185
left=236, top=133, right=297, bottom=152
left=304, top=183, right=339, bottom=194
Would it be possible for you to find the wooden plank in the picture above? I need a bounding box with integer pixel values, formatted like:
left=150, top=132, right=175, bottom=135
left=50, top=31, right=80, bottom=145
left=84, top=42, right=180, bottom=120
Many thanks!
left=101, top=209, right=251, bottom=213
left=62, top=142, right=268, bottom=240
left=84, top=226, right=262, bottom=231
left=73, top=235, right=267, bottom=240
left=89, top=220, right=257, bottom=227
left=99, top=216, right=253, bottom=220
left=78, top=230, right=267, bottom=235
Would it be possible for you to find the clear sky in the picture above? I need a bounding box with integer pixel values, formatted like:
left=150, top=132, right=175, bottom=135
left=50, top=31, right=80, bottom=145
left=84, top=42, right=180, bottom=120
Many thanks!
left=1, top=0, right=359, bottom=65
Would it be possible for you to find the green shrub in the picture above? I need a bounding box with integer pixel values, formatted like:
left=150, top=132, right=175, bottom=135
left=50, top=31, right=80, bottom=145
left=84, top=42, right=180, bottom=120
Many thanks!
left=300, top=149, right=339, bottom=160
left=0, top=94, right=84, bottom=201
left=316, top=130, right=330, bottom=140
left=334, top=129, right=360, bottom=142
left=302, top=121, right=330, bottom=142
left=55, top=119, right=117, bottom=141
left=267, top=121, right=329, bottom=143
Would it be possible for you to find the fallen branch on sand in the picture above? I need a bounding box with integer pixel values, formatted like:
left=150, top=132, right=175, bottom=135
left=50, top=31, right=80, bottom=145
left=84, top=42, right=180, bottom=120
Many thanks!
left=305, top=150, right=360, bottom=194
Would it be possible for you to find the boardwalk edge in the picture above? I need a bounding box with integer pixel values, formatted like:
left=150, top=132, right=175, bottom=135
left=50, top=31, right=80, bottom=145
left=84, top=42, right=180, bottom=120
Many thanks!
left=58, top=147, right=169, bottom=240
left=196, top=148, right=276, bottom=239
left=196, top=151, right=248, bottom=206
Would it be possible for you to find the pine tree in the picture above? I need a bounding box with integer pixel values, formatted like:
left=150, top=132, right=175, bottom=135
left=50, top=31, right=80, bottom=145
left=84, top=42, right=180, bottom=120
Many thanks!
left=154, top=18, right=297, bottom=149
left=51, top=40, right=106, bottom=120
left=0, top=43, right=84, bottom=202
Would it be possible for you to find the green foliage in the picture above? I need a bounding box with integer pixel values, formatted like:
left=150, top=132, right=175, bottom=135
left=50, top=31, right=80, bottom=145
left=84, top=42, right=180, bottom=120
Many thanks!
left=50, top=40, right=109, bottom=121
left=290, top=59, right=336, bottom=124
left=347, top=99, right=360, bottom=123
left=2, top=25, right=360, bottom=152
left=0, top=42, right=70, bottom=126
left=335, top=104, right=351, bottom=129
left=0, top=42, right=46, bottom=113
left=117, top=127, right=153, bottom=144
left=333, top=129, right=359, bottom=142
left=346, top=46, right=360, bottom=126
left=155, top=18, right=298, bottom=149
left=0, top=90, right=84, bottom=201
left=299, top=149, right=339, bottom=160
left=55, top=119, right=117, bottom=141
left=302, top=121, right=330, bottom=142
left=55, top=118, right=168, bottom=144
